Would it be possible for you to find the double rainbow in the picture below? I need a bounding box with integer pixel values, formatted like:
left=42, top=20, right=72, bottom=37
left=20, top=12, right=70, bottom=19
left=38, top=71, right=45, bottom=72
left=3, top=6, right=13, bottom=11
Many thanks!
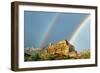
left=39, top=13, right=90, bottom=48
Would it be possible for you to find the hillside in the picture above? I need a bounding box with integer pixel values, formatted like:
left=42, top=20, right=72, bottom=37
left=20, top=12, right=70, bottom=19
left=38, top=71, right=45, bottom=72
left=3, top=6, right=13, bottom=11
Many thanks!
left=24, top=40, right=90, bottom=61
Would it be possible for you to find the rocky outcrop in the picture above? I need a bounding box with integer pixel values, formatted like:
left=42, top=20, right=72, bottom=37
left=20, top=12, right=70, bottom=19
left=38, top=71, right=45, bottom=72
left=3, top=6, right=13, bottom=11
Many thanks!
left=47, top=40, right=69, bottom=56
left=24, top=40, right=79, bottom=61
left=45, top=40, right=78, bottom=59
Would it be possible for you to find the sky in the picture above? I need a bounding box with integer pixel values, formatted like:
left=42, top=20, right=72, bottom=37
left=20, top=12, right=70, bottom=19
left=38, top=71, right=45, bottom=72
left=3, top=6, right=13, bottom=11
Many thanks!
left=24, top=11, right=90, bottom=52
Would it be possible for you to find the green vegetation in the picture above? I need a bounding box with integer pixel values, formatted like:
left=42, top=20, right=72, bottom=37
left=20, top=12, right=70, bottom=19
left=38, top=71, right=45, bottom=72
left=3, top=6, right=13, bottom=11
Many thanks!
left=24, top=50, right=90, bottom=61
left=24, top=53, right=32, bottom=61
left=79, top=50, right=90, bottom=59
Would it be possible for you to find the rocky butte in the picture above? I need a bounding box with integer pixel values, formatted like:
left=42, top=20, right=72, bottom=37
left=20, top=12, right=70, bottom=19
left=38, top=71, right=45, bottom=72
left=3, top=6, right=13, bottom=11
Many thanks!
left=24, top=40, right=79, bottom=61
left=41, top=40, right=79, bottom=60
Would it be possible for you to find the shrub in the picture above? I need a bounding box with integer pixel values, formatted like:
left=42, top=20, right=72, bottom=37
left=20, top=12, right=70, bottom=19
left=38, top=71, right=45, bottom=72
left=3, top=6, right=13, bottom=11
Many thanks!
left=79, top=50, right=90, bottom=59
left=31, top=52, right=41, bottom=61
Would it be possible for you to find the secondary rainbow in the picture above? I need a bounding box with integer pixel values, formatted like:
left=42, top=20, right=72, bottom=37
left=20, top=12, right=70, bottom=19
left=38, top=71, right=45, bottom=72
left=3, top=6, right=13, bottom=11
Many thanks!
left=69, top=15, right=90, bottom=44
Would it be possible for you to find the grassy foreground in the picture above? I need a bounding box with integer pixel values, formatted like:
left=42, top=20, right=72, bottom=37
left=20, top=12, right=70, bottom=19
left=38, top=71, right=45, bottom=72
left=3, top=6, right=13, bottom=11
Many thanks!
left=24, top=50, right=90, bottom=61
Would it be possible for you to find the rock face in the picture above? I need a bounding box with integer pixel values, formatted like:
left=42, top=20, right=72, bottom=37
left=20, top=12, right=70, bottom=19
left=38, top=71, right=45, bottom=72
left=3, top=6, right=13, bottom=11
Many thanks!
left=47, top=40, right=69, bottom=56
left=68, top=44, right=78, bottom=58
left=45, top=40, right=78, bottom=59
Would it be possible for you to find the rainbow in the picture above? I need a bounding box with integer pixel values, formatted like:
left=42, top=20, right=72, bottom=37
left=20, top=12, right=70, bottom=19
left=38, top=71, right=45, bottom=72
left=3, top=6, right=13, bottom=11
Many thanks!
left=39, top=13, right=61, bottom=48
left=69, top=15, right=90, bottom=44
left=39, top=13, right=90, bottom=48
